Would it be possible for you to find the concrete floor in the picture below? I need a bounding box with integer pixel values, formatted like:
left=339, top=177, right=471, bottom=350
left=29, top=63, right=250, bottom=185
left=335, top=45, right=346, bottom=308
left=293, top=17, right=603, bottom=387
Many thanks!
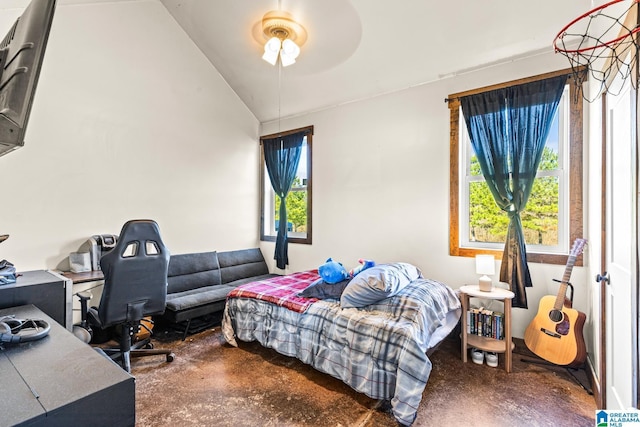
left=129, top=323, right=596, bottom=427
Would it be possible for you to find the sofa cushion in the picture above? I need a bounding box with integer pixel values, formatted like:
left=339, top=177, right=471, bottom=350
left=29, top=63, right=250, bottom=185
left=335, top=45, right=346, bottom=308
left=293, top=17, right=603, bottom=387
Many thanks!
left=218, top=248, right=270, bottom=285
left=166, top=284, right=235, bottom=312
left=167, top=251, right=221, bottom=294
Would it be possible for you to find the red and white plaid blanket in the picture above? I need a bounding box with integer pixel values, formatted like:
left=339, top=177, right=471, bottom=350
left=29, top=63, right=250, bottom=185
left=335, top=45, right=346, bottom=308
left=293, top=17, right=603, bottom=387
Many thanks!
left=226, top=269, right=320, bottom=313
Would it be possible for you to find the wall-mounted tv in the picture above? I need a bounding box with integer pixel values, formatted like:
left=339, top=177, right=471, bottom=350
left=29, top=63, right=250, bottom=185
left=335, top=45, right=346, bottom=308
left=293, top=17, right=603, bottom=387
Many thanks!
left=0, top=0, right=56, bottom=157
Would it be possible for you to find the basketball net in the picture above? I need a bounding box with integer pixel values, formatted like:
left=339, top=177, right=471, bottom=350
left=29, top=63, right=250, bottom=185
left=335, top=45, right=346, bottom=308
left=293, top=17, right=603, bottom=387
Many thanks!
left=554, top=0, right=640, bottom=102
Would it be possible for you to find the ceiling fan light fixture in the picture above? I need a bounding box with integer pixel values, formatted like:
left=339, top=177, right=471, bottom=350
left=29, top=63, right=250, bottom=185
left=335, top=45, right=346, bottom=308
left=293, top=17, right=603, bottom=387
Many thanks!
left=262, top=37, right=281, bottom=65
left=281, top=39, right=300, bottom=58
left=265, top=37, right=282, bottom=52
left=260, top=10, right=306, bottom=67
left=279, top=51, right=296, bottom=67
left=280, top=39, right=300, bottom=67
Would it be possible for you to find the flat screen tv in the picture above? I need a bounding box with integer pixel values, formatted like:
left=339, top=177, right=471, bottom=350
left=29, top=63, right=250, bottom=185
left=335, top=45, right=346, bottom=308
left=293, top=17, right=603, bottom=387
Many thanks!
left=0, top=0, right=56, bottom=157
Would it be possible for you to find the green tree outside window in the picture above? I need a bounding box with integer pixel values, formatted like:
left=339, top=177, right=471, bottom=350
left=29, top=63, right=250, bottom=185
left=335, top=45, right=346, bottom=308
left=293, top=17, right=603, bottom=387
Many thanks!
left=274, top=177, right=307, bottom=232
left=469, top=147, right=559, bottom=246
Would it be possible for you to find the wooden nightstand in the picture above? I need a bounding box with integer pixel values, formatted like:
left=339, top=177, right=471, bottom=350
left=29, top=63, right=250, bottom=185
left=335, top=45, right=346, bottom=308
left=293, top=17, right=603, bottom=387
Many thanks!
left=459, top=284, right=515, bottom=372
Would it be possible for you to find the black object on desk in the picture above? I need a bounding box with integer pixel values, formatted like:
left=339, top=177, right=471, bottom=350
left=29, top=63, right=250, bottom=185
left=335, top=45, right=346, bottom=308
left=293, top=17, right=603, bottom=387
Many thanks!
left=0, top=304, right=135, bottom=427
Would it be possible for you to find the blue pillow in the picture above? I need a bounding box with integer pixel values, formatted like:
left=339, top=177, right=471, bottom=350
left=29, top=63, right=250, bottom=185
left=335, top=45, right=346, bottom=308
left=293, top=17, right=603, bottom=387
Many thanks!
left=297, top=278, right=350, bottom=300
left=340, top=262, right=422, bottom=308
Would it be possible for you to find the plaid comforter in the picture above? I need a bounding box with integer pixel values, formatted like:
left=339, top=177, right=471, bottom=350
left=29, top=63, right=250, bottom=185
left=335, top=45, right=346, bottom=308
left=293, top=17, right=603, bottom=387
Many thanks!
left=226, top=270, right=319, bottom=313
left=222, top=273, right=461, bottom=426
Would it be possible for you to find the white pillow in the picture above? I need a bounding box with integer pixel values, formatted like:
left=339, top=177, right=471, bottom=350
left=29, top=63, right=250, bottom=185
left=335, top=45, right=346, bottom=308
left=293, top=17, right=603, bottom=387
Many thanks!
left=340, top=262, right=422, bottom=308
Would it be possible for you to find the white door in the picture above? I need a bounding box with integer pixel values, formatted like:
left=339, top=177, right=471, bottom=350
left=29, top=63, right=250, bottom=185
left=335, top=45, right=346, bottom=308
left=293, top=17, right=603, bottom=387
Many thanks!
left=605, top=76, right=638, bottom=409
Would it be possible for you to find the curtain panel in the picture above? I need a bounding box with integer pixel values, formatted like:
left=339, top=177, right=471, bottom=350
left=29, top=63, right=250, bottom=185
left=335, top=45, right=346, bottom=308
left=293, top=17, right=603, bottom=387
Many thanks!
left=460, top=75, right=567, bottom=308
left=262, top=130, right=307, bottom=269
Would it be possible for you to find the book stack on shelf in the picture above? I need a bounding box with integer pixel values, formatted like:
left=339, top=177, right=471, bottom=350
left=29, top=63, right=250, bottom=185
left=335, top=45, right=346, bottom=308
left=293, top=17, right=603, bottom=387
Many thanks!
left=467, top=307, right=504, bottom=340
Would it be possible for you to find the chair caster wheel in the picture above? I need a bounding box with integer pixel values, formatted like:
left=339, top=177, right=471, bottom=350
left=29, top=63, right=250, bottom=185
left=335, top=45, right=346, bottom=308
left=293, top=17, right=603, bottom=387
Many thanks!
left=166, top=353, right=175, bottom=363
left=144, top=342, right=154, bottom=349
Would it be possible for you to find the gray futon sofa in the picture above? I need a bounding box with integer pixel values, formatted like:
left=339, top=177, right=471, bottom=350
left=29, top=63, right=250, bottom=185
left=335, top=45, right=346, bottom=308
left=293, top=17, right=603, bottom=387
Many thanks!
left=160, top=248, right=278, bottom=338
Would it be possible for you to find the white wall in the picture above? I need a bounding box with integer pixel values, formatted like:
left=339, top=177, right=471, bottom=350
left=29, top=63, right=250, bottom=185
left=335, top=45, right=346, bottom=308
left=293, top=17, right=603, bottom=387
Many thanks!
left=261, top=50, right=591, bottom=345
left=0, top=0, right=261, bottom=271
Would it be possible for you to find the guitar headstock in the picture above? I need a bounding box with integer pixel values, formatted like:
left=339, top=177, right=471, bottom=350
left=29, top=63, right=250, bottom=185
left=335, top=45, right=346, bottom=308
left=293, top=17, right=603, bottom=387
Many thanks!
left=570, top=238, right=587, bottom=258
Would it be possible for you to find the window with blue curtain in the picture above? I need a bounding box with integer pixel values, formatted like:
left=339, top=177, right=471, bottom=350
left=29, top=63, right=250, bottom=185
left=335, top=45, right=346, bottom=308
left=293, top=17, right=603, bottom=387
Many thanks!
left=448, top=70, right=582, bottom=307
left=260, top=126, right=313, bottom=269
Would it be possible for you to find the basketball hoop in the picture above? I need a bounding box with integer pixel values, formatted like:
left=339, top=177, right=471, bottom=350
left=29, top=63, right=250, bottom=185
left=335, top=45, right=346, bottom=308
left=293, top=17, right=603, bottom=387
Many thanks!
left=554, top=0, right=640, bottom=102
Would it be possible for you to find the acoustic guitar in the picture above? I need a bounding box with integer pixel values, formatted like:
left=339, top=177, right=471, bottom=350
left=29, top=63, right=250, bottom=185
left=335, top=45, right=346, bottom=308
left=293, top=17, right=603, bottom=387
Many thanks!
left=524, top=238, right=587, bottom=367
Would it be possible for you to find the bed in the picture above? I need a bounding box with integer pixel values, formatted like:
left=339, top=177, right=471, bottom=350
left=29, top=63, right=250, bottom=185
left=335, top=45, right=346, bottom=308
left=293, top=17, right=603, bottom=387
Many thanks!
left=221, top=262, right=461, bottom=426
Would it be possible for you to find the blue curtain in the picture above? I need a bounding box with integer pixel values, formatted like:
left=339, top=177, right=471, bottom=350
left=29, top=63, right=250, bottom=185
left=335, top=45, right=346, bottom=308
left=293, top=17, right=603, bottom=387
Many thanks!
left=460, top=75, right=567, bottom=308
left=263, top=131, right=306, bottom=269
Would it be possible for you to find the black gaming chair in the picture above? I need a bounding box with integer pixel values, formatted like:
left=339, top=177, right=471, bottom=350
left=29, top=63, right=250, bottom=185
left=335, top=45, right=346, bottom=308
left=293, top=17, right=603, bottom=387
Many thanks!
left=87, top=219, right=175, bottom=372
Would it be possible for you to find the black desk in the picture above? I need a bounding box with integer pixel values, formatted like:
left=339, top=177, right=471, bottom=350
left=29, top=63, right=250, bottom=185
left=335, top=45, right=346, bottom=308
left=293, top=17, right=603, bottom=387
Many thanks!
left=0, top=305, right=135, bottom=427
left=0, top=270, right=72, bottom=330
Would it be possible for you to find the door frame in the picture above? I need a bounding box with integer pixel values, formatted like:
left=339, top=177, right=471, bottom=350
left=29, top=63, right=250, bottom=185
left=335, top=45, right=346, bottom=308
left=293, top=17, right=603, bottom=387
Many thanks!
left=599, top=93, right=607, bottom=409
left=636, top=84, right=640, bottom=410
left=599, top=85, right=640, bottom=409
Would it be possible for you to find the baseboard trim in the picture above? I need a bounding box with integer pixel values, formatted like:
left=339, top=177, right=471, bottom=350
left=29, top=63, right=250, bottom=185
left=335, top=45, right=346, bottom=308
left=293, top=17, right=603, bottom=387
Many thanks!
left=587, top=356, right=603, bottom=408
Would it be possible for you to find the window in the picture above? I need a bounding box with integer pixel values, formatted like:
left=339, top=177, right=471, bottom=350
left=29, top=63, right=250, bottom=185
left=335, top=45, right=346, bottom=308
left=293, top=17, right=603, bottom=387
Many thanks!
left=448, top=70, right=583, bottom=265
left=260, top=125, right=313, bottom=244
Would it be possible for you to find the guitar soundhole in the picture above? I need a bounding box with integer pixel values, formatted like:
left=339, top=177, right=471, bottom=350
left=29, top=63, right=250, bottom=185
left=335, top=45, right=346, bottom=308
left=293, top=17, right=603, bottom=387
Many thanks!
left=549, top=309, right=563, bottom=322
left=548, top=309, right=570, bottom=336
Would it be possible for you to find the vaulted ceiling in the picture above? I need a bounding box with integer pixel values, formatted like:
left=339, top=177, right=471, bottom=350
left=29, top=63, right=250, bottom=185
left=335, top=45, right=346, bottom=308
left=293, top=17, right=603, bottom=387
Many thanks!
left=159, top=0, right=604, bottom=123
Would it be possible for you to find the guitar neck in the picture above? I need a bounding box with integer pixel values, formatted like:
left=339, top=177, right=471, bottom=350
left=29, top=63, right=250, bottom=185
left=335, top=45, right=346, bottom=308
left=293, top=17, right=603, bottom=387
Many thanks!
left=553, top=255, right=577, bottom=310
